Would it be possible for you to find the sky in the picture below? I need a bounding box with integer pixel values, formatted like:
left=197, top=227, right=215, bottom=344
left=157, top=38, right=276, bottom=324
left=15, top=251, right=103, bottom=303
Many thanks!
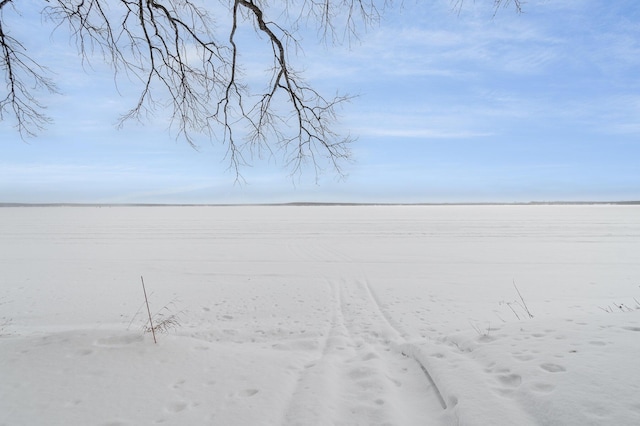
left=1, top=0, right=639, bottom=204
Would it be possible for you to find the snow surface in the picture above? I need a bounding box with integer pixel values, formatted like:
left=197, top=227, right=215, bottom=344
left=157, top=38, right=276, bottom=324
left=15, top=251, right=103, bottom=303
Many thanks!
left=1, top=205, right=639, bottom=426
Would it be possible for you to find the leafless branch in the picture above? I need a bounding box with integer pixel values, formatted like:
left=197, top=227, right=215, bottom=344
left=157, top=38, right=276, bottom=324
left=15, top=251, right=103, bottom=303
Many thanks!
left=453, top=0, right=524, bottom=15
left=1, top=0, right=522, bottom=177
left=0, top=7, right=59, bottom=137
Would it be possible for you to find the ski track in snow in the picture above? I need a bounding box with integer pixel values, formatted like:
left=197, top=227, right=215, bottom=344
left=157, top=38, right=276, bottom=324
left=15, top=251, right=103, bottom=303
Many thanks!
left=282, top=277, right=446, bottom=426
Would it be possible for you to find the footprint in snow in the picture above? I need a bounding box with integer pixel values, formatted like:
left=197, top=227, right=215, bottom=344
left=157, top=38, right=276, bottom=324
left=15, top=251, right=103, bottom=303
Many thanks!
left=95, top=334, right=143, bottom=347
left=361, top=352, right=379, bottom=361
left=512, top=353, right=534, bottom=362
left=540, top=363, right=566, bottom=373
left=530, top=382, right=555, bottom=393
left=239, top=389, right=259, bottom=397
left=165, top=401, right=188, bottom=413
left=497, top=373, right=522, bottom=388
left=100, top=421, right=131, bottom=426
left=172, top=379, right=186, bottom=390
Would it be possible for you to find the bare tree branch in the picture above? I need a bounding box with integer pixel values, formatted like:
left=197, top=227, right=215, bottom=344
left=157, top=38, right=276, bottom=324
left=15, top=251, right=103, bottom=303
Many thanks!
left=0, top=5, right=59, bottom=137
left=1, top=0, right=524, bottom=178
left=453, top=0, right=524, bottom=15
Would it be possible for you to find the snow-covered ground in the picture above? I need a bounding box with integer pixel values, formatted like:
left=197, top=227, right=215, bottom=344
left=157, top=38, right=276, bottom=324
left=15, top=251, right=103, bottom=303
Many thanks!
left=1, top=205, right=639, bottom=426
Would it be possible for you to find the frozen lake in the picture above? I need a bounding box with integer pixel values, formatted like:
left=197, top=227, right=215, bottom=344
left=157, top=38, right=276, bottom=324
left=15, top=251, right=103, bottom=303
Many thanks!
left=1, top=205, right=639, bottom=425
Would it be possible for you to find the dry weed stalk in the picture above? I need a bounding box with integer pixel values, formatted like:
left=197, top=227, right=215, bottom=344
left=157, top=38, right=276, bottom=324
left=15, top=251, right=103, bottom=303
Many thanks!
left=500, top=280, right=534, bottom=320
left=136, top=276, right=183, bottom=344
left=141, top=276, right=157, bottom=344
left=598, top=302, right=638, bottom=313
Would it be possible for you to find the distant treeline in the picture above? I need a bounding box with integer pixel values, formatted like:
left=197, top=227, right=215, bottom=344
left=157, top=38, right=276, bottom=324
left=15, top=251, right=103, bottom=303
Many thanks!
left=1, top=201, right=639, bottom=207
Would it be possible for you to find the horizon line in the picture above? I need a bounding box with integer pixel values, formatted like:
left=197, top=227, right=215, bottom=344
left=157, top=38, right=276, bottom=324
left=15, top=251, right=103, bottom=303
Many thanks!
left=1, top=201, right=639, bottom=207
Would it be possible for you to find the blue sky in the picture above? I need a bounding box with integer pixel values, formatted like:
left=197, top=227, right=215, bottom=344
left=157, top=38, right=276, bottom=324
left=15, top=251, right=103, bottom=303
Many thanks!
left=1, top=0, right=639, bottom=203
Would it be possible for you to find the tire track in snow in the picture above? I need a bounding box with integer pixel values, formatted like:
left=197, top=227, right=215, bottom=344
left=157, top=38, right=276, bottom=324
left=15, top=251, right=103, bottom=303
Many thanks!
left=282, top=278, right=447, bottom=426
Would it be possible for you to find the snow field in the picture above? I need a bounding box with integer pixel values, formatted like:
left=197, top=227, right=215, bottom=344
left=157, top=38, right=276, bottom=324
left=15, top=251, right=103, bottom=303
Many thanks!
left=1, top=205, right=639, bottom=425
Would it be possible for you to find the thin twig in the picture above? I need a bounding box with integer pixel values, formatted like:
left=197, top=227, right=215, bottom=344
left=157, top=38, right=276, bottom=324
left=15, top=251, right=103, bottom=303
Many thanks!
left=513, top=280, right=533, bottom=319
left=141, top=275, right=157, bottom=344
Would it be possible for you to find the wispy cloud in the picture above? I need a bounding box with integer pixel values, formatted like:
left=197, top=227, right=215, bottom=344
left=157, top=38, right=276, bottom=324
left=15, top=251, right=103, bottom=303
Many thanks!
left=347, top=107, right=496, bottom=139
left=352, top=127, right=493, bottom=139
